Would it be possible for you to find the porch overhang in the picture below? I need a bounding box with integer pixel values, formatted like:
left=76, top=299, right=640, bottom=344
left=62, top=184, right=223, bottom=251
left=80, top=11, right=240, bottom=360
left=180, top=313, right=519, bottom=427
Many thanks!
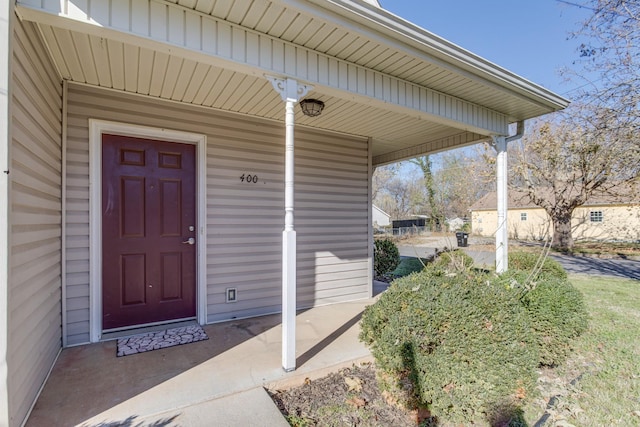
left=15, top=0, right=568, bottom=165
left=15, top=0, right=571, bottom=359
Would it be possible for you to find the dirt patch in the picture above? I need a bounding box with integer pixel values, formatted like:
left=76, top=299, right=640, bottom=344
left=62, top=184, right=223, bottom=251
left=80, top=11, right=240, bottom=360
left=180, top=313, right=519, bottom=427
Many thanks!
left=268, top=363, right=425, bottom=426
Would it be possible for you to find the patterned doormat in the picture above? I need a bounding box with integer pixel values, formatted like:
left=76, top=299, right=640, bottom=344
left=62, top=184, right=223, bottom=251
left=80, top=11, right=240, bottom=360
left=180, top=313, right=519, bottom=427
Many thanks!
left=117, top=325, right=208, bottom=357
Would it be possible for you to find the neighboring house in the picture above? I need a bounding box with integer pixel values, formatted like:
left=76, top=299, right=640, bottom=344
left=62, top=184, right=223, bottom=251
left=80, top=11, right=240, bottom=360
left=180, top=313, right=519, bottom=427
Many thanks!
left=0, top=1, right=567, bottom=424
left=470, top=190, right=640, bottom=242
left=372, top=205, right=391, bottom=227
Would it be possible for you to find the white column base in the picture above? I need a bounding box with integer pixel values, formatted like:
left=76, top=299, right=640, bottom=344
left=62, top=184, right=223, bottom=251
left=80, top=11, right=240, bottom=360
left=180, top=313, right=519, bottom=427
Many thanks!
left=282, top=229, right=297, bottom=372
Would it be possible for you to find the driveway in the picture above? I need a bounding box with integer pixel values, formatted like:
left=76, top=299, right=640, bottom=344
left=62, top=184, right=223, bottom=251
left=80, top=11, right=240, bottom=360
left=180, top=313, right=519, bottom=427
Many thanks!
left=550, top=254, right=640, bottom=281
left=397, top=240, right=639, bottom=281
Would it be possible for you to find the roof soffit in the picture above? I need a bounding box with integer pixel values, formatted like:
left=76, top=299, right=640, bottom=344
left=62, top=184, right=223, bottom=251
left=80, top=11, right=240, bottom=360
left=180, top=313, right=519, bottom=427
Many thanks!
left=17, top=1, right=511, bottom=136
left=17, top=0, right=568, bottom=122
left=166, top=0, right=569, bottom=120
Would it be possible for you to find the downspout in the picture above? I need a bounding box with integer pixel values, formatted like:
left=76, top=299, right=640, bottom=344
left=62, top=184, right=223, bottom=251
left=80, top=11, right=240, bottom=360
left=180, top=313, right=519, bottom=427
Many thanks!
left=493, top=120, right=524, bottom=274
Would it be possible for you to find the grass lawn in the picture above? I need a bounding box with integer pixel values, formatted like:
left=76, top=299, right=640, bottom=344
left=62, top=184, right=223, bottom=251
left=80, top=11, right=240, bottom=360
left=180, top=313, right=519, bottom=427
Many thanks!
left=524, top=274, right=640, bottom=426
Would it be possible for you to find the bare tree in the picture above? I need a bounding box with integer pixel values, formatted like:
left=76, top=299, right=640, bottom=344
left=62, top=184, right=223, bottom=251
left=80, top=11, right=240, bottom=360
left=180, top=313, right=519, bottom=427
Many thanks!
left=566, top=0, right=639, bottom=139
left=373, top=165, right=425, bottom=220
left=372, top=164, right=399, bottom=202
left=434, top=149, right=494, bottom=219
left=511, top=115, right=638, bottom=251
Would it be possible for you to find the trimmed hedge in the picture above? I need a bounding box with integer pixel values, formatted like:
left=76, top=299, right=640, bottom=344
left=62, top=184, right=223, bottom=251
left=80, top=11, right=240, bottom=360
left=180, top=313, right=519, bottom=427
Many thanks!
left=508, top=251, right=567, bottom=280
left=361, top=248, right=588, bottom=422
left=374, top=239, right=400, bottom=277
left=502, top=252, right=588, bottom=366
left=360, top=270, right=539, bottom=423
left=429, top=249, right=475, bottom=274
left=520, top=277, right=588, bottom=366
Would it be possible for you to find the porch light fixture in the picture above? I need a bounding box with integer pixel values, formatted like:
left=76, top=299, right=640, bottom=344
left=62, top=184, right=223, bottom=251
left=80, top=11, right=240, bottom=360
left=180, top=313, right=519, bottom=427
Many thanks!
left=300, top=99, right=324, bottom=117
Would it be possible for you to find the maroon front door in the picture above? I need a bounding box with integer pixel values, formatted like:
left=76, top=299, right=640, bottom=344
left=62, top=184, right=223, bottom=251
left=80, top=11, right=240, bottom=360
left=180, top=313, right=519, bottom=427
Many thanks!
left=102, top=134, right=196, bottom=330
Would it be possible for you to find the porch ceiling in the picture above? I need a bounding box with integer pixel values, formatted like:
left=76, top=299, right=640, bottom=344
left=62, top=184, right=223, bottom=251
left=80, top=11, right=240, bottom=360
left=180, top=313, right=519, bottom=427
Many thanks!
left=18, top=0, right=569, bottom=165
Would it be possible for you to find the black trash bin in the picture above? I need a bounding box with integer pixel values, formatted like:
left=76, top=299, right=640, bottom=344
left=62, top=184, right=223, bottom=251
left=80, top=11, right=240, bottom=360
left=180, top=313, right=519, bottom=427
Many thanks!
left=455, top=232, right=468, bottom=247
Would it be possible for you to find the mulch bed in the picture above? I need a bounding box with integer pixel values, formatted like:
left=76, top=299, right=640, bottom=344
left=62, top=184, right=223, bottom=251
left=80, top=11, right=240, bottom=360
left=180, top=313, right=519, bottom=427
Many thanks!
left=268, top=363, right=428, bottom=426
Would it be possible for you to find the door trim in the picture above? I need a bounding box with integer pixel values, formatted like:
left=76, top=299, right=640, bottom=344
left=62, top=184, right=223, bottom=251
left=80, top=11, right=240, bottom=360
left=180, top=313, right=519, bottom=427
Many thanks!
left=89, top=120, right=207, bottom=342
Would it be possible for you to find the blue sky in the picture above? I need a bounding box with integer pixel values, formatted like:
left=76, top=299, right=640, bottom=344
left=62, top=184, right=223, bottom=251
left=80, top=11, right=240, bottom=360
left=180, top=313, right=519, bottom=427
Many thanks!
left=379, top=0, right=592, bottom=98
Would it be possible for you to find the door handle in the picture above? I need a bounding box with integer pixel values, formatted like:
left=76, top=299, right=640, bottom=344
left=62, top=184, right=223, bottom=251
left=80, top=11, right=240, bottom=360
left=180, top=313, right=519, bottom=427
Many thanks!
left=182, top=237, right=196, bottom=245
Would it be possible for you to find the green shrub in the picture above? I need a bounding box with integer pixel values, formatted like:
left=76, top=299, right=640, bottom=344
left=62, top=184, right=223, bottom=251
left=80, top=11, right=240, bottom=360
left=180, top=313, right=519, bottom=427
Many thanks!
left=360, top=270, right=538, bottom=423
left=521, top=277, right=589, bottom=366
left=374, top=239, right=400, bottom=276
left=429, top=249, right=475, bottom=273
left=391, top=257, right=426, bottom=277
left=502, top=252, right=587, bottom=366
left=508, top=251, right=567, bottom=280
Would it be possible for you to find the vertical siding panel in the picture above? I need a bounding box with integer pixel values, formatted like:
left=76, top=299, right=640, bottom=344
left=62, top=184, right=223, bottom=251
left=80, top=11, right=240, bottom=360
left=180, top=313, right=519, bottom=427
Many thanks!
left=130, top=1, right=149, bottom=35
left=42, top=0, right=62, bottom=13
left=149, top=2, right=167, bottom=41
left=231, top=27, right=246, bottom=62
left=10, top=19, right=63, bottom=426
left=328, top=58, right=339, bottom=88
left=88, top=0, right=110, bottom=26
left=246, top=32, right=259, bottom=66
left=259, top=36, right=272, bottom=70
left=64, top=83, right=369, bottom=330
left=318, top=56, right=329, bottom=85
left=307, top=53, right=318, bottom=84
left=217, top=22, right=232, bottom=59
left=201, top=18, right=217, bottom=54
left=272, top=40, right=285, bottom=73
left=284, top=44, right=296, bottom=75
left=109, top=0, right=130, bottom=31
left=168, top=6, right=185, bottom=46
left=347, top=64, right=357, bottom=92
left=17, top=0, right=42, bottom=7
left=185, top=12, right=201, bottom=50
left=296, top=48, right=307, bottom=80
left=337, top=61, right=348, bottom=90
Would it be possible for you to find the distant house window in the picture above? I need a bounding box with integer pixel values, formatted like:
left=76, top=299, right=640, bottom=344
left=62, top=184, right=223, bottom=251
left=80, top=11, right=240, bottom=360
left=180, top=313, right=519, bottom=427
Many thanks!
left=590, top=211, right=603, bottom=223
left=520, top=213, right=527, bottom=221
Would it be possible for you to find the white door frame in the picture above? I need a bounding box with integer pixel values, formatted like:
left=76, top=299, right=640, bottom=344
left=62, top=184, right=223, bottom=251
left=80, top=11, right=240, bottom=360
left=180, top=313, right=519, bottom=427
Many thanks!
left=88, top=120, right=207, bottom=342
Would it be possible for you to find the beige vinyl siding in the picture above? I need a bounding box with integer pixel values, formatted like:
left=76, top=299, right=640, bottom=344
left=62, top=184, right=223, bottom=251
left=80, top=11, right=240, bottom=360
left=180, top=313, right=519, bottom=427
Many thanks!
left=65, top=83, right=369, bottom=340
left=10, top=19, right=62, bottom=426
left=295, top=131, right=369, bottom=308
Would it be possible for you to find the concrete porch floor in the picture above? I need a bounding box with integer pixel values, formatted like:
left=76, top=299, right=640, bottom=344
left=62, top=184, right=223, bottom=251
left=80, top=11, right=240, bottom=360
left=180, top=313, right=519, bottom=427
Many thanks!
left=26, top=296, right=384, bottom=426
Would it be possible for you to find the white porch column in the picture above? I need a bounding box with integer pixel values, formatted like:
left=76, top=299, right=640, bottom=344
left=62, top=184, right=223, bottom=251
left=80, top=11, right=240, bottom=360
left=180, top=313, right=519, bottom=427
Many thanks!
left=267, top=76, right=312, bottom=372
left=493, top=136, right=508, bottom=273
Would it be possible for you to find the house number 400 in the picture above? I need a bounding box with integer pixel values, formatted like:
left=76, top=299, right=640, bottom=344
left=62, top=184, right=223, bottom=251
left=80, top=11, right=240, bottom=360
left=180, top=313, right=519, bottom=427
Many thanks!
left=240, top=174, right=259, bottom=184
